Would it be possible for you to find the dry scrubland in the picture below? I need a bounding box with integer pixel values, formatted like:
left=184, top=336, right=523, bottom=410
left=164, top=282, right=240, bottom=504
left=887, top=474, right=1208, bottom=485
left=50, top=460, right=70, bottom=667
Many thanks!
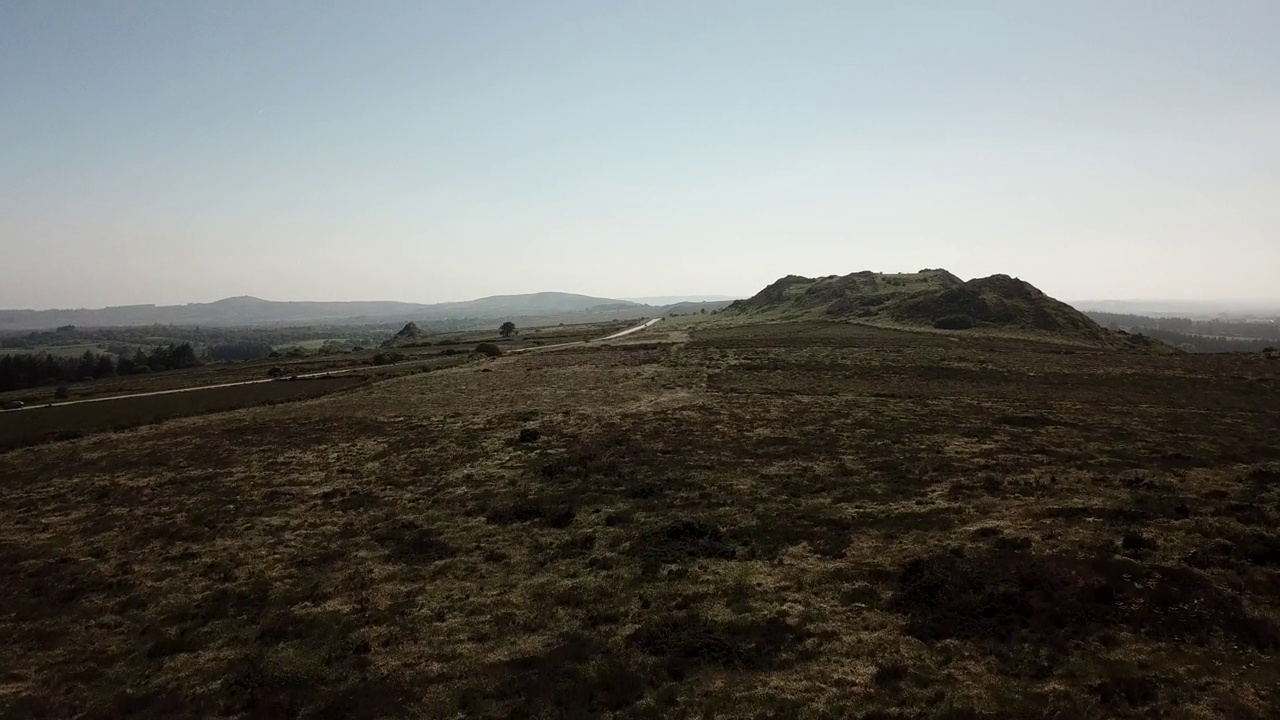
left=0, top=318, right=633, bottom=408
left=2, top=321, right=1279, bottom=718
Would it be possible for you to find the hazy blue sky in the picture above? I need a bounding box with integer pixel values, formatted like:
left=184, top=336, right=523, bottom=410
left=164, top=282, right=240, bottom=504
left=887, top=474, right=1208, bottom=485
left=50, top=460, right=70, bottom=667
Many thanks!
left=2, top=1, right=1277, bottom=309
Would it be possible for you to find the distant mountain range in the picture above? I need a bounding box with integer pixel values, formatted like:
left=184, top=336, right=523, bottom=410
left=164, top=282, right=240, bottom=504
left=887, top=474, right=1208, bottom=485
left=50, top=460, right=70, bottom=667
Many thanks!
left=620, top=295, right=740, bottom=304
left=1071, top=299, right=1280, bottom=319
left=0, top=292, right=732, bottom=331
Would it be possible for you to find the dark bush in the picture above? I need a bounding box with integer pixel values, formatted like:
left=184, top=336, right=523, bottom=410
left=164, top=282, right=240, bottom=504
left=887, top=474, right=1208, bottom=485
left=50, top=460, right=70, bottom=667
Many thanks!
left=475, top=343, right=503, bottom=358
left=1094, top=675, right=1160, bottom=707
left=371, top=352, right=405, bottom=366
left=208, top=340, right=274, bottom=363
left=484, top=635, right=646, bottom=716
left=934, top=314, right=975, bottom=330
left=630, top=612, right=809, bottom=679
left=518, top=428, right=541, bottom=443
left=891, top=547, right=1280, bottom=650
left=630, top=520, right=737, bottom=569
left=1120, top=532, right=1157, bottom=553
left=484, top=501, right=574, bottom=528
left=372, top=522, right=452, bottom=564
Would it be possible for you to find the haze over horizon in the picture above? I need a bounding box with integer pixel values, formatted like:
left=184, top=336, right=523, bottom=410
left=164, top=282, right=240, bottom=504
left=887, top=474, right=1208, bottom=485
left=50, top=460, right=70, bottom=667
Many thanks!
left=3, top=1, right=1277, bottom=310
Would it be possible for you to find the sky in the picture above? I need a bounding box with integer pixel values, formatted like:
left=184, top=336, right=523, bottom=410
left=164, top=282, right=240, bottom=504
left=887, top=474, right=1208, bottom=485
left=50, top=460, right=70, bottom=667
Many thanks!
left=2, top=1, right=1277, bottom=310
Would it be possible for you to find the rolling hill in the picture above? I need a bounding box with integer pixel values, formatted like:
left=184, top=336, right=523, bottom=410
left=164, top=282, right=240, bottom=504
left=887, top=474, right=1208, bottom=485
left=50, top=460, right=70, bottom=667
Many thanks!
left=0, top=293, right=646, bottom=330
left=726, top=269, right=1157, bottom=347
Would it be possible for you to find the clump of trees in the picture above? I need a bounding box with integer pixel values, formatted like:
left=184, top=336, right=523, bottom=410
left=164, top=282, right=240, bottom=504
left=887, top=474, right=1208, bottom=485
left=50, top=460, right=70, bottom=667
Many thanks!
left=0, top=343, right=201, bottom=392
left=1, top=323, right=386, bottom=355
left=207, top=340, right=276, bottom=362
left=1087, top=311, right=1280, bottom=353
left=499, top=321, right=517, bottom=338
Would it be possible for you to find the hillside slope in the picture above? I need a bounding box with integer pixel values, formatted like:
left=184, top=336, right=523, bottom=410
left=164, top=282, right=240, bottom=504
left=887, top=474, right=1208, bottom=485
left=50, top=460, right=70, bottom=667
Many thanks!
left=727, top=269, right=1152, bottom=346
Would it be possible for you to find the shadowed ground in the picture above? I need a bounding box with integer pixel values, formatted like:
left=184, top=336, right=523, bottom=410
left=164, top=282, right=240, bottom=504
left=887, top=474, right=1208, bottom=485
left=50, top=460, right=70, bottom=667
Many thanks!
left=2, top=321, right=1278, bottom=718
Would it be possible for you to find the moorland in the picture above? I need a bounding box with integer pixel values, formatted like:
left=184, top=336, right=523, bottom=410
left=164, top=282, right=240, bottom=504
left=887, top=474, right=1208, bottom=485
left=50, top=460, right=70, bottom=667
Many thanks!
left=2, top=272, right=1279, bottom=719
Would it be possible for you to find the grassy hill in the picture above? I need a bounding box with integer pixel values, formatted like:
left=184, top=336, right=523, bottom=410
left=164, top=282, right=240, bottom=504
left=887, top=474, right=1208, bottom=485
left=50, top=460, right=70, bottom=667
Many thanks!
left=727, top=269, right=1155, bottom=347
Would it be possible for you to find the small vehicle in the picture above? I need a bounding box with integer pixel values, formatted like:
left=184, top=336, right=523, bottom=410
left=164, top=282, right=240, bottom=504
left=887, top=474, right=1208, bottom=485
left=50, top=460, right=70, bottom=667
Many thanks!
left=1, top=400, right=25, bottom=410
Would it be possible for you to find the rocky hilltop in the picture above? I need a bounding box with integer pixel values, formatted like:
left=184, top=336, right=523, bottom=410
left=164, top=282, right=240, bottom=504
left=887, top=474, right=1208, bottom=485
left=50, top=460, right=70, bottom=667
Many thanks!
left=727, top=269, right=1163, bottom=347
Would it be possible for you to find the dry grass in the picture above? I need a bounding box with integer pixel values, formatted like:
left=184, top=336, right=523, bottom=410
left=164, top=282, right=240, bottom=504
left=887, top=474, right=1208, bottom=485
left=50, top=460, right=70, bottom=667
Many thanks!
left=1, top=321, right=1278, bottom=718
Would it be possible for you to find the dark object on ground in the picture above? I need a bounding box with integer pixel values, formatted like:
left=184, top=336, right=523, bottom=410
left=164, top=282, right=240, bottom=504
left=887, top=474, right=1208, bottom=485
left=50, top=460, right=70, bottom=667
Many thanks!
left=518, top=428, right=541, bottom=443
left=476, top=343, right=503, bottom=358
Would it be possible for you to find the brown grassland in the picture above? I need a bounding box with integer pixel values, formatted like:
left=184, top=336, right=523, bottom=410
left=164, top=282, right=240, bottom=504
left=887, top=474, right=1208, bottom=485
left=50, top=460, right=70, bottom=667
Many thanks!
left=0, top=354, right=479, bottom=453
left=0, top=318, right=632, bottom=407
left=2, top=320, right=1279, bottom=719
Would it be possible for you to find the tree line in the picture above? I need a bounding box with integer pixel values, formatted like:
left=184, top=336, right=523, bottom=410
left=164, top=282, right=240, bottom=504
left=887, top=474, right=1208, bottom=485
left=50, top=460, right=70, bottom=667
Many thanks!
left=0, top=343, right=202, bottom=392
left=1086, top=311, right=1280, bottom=353
left=0, top=319, right=492, bottom=352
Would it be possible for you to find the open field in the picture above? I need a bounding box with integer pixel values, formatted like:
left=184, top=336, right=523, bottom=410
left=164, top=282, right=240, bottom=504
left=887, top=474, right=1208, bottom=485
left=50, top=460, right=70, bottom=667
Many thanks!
left=2, top=320, right=1279, bottom=718
left=0, top=354, right=479, bottom=452
left=0, top=319, right=634, bottom=407
left=0, top=355, right=377, bottom=406
left=387, top=318, right=640, bottom=350
left=0, top=377, right=368, bottom=452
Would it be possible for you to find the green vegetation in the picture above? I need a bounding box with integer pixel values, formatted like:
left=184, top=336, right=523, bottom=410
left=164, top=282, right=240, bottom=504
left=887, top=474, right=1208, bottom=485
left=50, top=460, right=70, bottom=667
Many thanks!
left=499, top=321, right=517, bottom=338
left=475, top=342, right=503, bottom=357
left=0, top=343, right=201, bottom=392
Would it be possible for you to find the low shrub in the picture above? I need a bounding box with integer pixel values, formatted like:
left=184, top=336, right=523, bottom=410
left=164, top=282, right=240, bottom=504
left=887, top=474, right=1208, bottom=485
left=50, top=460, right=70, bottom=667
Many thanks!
left=934, top=314, right=975, bottom=330
left=475, top=343, right=503, bottom=358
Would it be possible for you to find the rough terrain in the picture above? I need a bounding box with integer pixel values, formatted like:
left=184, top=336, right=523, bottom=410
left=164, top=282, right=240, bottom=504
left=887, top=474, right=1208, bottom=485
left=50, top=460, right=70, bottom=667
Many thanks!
left=2, top=320, right=1278, bottom=719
